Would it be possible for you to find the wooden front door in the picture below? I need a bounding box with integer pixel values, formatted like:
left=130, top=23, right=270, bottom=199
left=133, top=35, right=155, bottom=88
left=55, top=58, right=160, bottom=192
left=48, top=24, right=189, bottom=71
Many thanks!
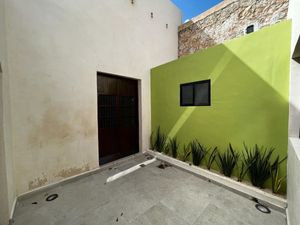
left=97, top=73, right=139, bottom=165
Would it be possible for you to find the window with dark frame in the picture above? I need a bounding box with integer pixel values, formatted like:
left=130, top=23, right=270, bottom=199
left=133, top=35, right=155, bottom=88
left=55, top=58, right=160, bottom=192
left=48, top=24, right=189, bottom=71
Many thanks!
left=246, top=25, right=254, bottom=34
left=180, top=80, right=211, bottom=106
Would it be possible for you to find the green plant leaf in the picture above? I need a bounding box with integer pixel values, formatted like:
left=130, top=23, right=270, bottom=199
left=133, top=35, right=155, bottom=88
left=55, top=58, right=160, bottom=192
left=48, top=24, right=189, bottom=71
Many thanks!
left=217, top=143, right=239, bottom=177
left=271, top=155, right=287, bottom=193
left=190, top=140, right=207, bottom=166
left=243, top=144, right=274, bottom=188
left=168, top=137, right=179, bottom=158
left=152, top=126, right=167, bottom=153
left=207, top=147, right=218, bottom=170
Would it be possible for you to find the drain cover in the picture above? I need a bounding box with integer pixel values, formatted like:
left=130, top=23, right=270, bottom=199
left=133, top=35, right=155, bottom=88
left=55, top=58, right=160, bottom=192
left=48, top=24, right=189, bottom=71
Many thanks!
left=46, top=194, right=58, bottom=202
left=255, top=203, right=271, bottom=214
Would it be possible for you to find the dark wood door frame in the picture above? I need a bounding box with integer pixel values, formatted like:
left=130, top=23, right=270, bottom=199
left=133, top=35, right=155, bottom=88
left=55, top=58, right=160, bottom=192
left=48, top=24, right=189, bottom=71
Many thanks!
left=97, top=72, right=140, bottom=165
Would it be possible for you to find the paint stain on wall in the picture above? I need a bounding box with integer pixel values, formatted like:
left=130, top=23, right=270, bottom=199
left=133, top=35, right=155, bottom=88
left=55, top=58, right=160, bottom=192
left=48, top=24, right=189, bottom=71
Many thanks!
left=28, top=108, right=73, bottom=146
left=28, top=106, right=97, bottom=147
left=76, top=110, right=97, bottom=138
left=25, top=105, right=97, bottom=192
left=28, top=174, right=48, bottom=190
left=55, top=164, right=90, bottom=178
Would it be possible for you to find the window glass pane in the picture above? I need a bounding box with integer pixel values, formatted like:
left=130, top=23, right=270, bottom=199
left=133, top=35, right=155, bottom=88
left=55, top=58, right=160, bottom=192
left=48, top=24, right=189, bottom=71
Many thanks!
left=194, top=82, right=210, bottom=105
left=181, top=84, right=194, bottom=105
left=246, top=25, right=254, bottom=34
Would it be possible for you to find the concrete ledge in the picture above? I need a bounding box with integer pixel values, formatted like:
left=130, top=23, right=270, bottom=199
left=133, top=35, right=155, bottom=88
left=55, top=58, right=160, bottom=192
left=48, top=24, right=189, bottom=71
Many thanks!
left=9, top=198, right=17, bottom=224
left=287, top=138, right=300, bottom=225
left=286, top=208, right=291, bottom=225
left=146, top=150, right=287, bottom=212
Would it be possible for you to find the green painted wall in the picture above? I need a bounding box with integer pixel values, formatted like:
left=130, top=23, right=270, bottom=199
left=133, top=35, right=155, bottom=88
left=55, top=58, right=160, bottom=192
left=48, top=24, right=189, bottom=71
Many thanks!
left=151, top=20, right=291, bottom=191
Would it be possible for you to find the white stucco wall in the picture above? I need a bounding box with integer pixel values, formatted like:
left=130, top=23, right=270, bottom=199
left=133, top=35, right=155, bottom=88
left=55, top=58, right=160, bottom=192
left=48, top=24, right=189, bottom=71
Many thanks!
left=287, top=0, right=300, bottom=225
left=0, top=0, right=16, bottom=224
left=288, top=0, right=300, bottom=137
left=287, top=138, right=300, bottom=225
left=4, top=0, right=181, bottom=195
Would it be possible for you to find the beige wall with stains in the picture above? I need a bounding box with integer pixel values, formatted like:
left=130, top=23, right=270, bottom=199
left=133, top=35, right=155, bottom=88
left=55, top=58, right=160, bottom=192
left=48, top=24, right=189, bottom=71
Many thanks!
left=4, top=0, right=181, bottom=195
left=0, top=0, right=16, bottom=224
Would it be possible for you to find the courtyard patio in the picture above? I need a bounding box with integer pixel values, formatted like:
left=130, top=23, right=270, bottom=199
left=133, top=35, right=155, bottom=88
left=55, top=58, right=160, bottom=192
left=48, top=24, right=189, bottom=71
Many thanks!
left=1, top=1, right=300, bottom=225
left=13, top=155, right=286, bottom=225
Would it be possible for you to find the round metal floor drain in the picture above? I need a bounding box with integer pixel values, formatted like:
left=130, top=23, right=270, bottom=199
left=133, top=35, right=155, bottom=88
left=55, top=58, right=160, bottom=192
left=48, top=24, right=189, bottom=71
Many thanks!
left=46, top=194, right=58, bottom=202
left=255, top=203, right=271, bottom=214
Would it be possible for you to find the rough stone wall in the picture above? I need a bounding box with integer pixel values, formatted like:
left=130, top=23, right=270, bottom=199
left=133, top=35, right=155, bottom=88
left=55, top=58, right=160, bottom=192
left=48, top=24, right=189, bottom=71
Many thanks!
left=179, top=0, right=289, bottom=57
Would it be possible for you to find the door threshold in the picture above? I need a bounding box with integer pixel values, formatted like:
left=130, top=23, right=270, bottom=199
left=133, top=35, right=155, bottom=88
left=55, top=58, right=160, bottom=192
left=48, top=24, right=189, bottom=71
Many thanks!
left=99, top=152, right=144, bottom=168
left=99, top=152, right=140, bottom=166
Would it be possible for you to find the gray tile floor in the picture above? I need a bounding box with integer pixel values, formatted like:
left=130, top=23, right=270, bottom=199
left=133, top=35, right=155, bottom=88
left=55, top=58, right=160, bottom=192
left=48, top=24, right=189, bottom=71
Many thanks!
left=13, top=155, right=287, bottom=225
